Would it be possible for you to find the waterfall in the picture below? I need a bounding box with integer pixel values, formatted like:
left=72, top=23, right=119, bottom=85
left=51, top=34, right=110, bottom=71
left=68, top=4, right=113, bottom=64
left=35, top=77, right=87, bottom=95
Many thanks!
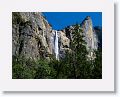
left=55, top=31, right=59, bottom=60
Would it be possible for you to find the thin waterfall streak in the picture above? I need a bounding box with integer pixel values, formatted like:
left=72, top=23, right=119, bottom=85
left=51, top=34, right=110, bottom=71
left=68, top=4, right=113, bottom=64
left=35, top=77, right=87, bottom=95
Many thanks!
left=55, top=31, right=59, bottom=60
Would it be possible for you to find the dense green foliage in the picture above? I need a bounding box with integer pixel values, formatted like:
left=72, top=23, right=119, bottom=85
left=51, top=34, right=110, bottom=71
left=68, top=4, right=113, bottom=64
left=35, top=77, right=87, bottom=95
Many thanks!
left=12, top=24, right=102, bottom=79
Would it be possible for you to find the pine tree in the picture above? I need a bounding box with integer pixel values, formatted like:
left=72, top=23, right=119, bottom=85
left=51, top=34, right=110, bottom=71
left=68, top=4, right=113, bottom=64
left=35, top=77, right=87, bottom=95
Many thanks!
left=70, top=24, right=88, bottom=78
left=91, top=48, right=102, bottom=78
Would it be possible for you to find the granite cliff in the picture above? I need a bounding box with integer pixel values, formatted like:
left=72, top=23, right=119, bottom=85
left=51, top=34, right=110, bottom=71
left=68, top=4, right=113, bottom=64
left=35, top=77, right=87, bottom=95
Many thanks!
left=12, top=12, right=102, bottom=60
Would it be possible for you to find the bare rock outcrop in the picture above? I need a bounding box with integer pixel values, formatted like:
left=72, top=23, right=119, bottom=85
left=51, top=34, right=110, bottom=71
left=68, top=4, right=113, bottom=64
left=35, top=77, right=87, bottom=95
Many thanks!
left=12, top=12, right=52, bottom=60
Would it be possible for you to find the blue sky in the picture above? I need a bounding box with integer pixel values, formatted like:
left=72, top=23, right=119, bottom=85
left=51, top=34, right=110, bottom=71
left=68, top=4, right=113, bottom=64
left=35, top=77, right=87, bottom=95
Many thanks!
left=43, top=12, right=102, bottom=30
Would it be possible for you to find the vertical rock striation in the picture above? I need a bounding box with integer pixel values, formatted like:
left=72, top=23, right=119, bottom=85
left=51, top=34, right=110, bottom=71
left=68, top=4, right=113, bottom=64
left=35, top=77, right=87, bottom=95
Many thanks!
left=81, top=16, right=98, bottom=50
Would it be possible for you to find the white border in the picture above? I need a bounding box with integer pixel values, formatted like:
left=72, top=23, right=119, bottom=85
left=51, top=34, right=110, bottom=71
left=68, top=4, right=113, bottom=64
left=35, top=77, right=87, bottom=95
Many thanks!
left=0, top=0, right=114, bottom=91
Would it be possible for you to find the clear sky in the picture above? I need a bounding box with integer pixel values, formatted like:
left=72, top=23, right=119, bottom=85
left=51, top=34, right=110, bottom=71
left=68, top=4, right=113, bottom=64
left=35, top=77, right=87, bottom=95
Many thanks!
left=43, top=12, right=102, bottom=30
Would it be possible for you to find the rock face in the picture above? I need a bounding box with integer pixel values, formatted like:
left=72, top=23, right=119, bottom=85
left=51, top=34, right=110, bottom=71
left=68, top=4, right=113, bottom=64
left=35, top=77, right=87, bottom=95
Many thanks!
left=81, top=16, right=98, bottom=50
left=12, top=12, right=101, bottom=60
left=94, top=26, right=102, bottom=48
left=63, top=16, right=99, bottom=52
left=12, top=12, right=52, bottom=60
left=58, top=30, right=70, bottom=58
